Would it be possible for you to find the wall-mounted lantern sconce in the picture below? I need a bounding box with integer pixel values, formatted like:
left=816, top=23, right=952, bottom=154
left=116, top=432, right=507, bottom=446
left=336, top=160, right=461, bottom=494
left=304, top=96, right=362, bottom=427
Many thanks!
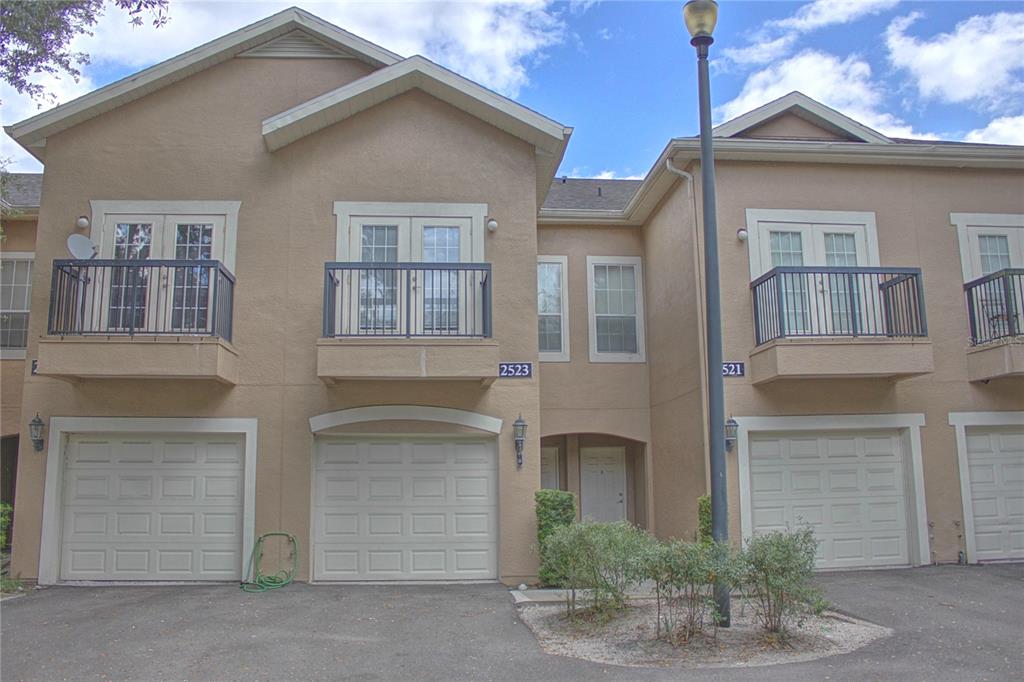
left=512, top=414, right=527, bottom=467
left=29, top=413, right=45, bottom=452
left=75, top=215, right=90, bottom=230
left=736, top=227, right=748, bottom=242
left=486, top=217, right=499, bottom=233
left=724, top=416, right=738, bottom=453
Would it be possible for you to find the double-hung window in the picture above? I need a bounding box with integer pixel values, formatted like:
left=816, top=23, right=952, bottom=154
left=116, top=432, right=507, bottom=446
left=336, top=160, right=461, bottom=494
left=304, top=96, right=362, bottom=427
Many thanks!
left=0, top=254, right=33, bottom=358
left=537, top=255, right=569, bottom=361
left=587, top=256, right=645, bottom=362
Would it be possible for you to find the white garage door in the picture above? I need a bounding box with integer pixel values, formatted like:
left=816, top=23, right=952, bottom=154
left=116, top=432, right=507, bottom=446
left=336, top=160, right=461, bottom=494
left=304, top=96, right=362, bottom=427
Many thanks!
left=313, top=438, right=498, bottom=581
left=966, top=426, right=1024, bottom=562
left=61, top=434, right=244, bottom=581
left=749, top=430, right=910, bottom=569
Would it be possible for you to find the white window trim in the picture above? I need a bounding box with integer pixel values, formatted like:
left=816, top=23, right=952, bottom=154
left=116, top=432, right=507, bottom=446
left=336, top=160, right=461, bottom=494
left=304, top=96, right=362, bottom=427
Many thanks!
left=949, top=213, right=1024, bottom=282
left=586, top=255, right=646, bottom=363
left=949, top=411, right=1024, bottom=564
left=538, top=255, right=570, bottom=362
left=744, top=208, right=881, bottom=279
left=89, top=200, right=241, bottom=272
left=38, top=416, right=258, bottom=585
left=733, top=413, right=931, bottom=568
left=333, top=201, right=488, bottom=263
left=0, top=251, right=35, bottom=359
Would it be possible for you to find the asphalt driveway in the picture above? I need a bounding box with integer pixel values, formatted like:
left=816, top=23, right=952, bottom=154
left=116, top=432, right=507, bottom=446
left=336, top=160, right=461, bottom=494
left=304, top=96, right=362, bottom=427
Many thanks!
left=1, top=564, right=1021, bottom=681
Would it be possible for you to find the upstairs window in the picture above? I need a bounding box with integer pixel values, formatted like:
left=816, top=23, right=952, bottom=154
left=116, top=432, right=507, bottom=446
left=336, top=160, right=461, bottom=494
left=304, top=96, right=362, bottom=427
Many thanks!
left=538, top=256, right=569, bottom=361
left=587, top=256, right=645, bottom=363
left=0, top=255, right=33, bottom=358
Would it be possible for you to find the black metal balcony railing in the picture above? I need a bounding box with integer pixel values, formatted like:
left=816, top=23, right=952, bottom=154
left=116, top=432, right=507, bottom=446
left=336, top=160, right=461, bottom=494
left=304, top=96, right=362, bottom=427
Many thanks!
left=751, top=266, right=927, bottom=346
left=323, top=262, right=492, bottom=338
left=964, top=268, right=1023, bottom=345
left=48, top=260, right=235, bottom=341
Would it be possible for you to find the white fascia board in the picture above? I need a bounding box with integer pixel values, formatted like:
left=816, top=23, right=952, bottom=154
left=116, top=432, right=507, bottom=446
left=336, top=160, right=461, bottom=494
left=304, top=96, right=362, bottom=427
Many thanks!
left=711, top=92, right=892, bottom=144
left=4, top=7, right=400, bottom=149
left=262, top=56, right=568, bottom=155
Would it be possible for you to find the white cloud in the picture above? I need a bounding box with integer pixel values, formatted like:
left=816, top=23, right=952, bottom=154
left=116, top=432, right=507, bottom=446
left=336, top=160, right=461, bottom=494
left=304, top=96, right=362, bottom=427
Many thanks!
left=721, top=35, right=796, bottom=67
left=567, top=168, right=641, bottom=180
left=2, top=72, right=97, bottom=171
left=770, top=0, right=900, bottom=33
left=2, top=0, right=571, bottom=171
left=596, top=27, right=612, bottom=41
left=717, top=49, right=938, bottom=139
left=886, top=11, right=1024, bottom=109
left=964, top=115, right=1024, bottom=145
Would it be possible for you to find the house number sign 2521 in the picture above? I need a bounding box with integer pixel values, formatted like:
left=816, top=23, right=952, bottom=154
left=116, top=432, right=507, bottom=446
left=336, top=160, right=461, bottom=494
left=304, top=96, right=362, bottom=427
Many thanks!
left=499, top=362, right=533, bottom=378
left=722, top=362, right=745, bottom=377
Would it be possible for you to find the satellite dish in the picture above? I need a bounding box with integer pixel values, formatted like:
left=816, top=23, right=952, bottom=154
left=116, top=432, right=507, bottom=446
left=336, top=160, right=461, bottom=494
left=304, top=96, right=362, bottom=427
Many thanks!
left=67, top=233, right=97, bottom=260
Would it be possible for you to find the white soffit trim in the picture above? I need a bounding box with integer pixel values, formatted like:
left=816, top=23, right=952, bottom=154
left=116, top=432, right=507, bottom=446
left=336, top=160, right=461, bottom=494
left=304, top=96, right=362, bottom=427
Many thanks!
left=711, top=91, right=892, bottom=144
left=262, top=55, right=570, bottom=155
left=4, top=7, right=401, bottom=153
left=38, top=416, right=259, bottom=585
left=309, top=406, right=503, bottom=435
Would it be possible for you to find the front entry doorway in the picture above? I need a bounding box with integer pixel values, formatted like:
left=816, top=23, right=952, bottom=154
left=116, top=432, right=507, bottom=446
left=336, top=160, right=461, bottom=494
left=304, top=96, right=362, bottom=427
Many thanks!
left=580, top=447, right=626, bottom=522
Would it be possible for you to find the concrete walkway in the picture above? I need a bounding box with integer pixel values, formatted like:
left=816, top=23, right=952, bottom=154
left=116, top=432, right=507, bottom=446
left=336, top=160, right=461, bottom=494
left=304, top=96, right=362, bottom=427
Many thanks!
left=1, top=564, right=1021, bottom=681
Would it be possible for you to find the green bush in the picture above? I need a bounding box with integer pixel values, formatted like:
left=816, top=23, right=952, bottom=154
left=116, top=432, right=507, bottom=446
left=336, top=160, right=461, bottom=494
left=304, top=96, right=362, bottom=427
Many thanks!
left=543, top=520, right=654, bottom=618
left=741, top=528, right=826, bottom=636
left=647, top=539, right=740, bottom=643
left=535, top=489, right=577, bottom=586
left=0, top=503, right=11, bottom=549
left=697, top=495, right=712, bottom=544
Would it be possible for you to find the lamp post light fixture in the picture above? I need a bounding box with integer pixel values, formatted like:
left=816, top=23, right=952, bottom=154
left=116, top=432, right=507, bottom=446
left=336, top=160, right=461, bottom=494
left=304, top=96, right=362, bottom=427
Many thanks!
left=724, top=417, right=739, bottom=453
left=683, top=0, right=731, bottom=627
left=29, top=413, right=45, bottom=452
left=512, top=414, right=527, bottom=467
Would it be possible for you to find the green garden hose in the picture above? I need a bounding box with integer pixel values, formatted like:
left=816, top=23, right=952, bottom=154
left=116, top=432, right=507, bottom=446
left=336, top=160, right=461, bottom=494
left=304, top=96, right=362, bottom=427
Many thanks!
left=240, top=532, right=299, bottom=593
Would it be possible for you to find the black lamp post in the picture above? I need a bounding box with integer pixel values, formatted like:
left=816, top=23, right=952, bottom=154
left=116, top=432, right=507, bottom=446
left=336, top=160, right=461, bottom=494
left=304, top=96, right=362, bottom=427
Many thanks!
left=683, top=0, right=730, bottom=627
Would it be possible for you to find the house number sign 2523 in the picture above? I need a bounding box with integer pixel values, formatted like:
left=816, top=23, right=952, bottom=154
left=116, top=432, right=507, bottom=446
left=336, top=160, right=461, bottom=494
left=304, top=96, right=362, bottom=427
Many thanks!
left=498, top=362, right=533, bottom=378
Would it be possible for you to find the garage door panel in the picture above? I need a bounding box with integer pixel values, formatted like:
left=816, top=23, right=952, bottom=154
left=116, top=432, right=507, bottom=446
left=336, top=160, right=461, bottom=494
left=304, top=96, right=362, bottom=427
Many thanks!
left=966, top=426, right=1024, bottom=561
left=61, top=434, right=244, bottom=581
left=750, top=430, right=910, bottom=569
left=313, top=438, right=497, bottom=581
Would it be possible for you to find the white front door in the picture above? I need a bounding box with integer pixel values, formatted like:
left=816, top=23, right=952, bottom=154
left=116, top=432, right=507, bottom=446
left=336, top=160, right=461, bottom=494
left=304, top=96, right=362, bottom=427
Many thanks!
left=60, top=433, right=244, bottom=581
left=580, top=447, right=626, bottom=522
left=749, top=430, right=910, bottom=569
left=312, top=437, right=498, bottom=581
left=965, top=426, right=1024, bottom=562
left=540, top=447, right=560, bottom=489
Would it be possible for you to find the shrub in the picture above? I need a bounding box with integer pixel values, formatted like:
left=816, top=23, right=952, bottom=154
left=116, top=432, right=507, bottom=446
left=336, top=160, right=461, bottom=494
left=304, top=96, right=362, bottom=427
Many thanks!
left=647, top=539, right=740, bottom=644
left=697, top=495, right=712, bottom=544
left=741, top=528, right=826, bottom=636
left=0, top=503, right=11, bottom=549
left=535, top=490, right=576, bottom=586
left=543, top=520, right=654, bottom=618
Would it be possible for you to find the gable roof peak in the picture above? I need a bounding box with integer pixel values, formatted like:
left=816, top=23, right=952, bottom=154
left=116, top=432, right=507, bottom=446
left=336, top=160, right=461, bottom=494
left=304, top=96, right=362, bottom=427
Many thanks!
left=713, top=91, right=892, bottom=144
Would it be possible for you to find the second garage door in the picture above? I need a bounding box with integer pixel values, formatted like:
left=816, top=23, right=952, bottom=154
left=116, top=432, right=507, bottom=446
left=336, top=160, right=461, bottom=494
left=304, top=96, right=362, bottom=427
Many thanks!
left=749, top=430, right=910, bottom=569
left=964, top=426, right=1024, bottom=562
left=313, top=437, right=498, bottom=581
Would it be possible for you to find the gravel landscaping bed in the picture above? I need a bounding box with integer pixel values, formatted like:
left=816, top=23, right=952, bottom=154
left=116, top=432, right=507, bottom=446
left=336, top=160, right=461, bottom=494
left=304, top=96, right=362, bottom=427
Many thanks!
left=518, top=598, right=891, bottom=669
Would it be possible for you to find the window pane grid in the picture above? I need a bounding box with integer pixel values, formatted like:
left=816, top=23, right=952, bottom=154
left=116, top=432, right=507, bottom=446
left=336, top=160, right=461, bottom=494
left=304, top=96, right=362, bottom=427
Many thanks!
left=108, top=223, right=152, bottom=330
left=360, top=225, right=399, bottom=330
left=172, top=223, right=214, bottom=331
left=423, top=226, right=460, bottom=330
left=593, top=263, right=638, bottom=354
left=538, top=261, right=564, bottom=354
left=978, top=235, right=1011, bottom=276
left=0, top=258, right=31, bottom=349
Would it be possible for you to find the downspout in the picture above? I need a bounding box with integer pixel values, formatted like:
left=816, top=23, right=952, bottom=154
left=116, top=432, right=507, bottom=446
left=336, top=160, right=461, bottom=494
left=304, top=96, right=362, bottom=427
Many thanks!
left=664, top=158, right=712, bottom=497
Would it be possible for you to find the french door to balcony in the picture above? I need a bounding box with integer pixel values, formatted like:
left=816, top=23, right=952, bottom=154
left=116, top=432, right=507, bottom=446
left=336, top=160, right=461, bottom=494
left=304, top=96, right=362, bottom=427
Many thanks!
left=969, top=230, right=1024, bottom=340
left=96, top=215, right=224, bottom=334
left=760, top=222, right=870, bottom=336
left=346, top=217, right=472, bottom=335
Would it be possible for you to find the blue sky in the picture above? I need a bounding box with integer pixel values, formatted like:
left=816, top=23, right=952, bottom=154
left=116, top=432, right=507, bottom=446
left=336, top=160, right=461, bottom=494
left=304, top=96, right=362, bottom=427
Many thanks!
left=3, top=1, right=1023, bottom=177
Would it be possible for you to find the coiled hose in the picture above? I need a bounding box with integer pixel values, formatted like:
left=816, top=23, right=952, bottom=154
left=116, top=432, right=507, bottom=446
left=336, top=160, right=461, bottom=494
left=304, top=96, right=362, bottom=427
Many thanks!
left=240, top=532, right=298, bottom=593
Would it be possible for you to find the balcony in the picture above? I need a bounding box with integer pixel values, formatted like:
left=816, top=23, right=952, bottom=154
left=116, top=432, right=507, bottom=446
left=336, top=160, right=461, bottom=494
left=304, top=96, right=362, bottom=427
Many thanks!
left=317, top=262, right=498, bottom=383
left=37, top=259, right=238, bottom=384
left=748, top=266, right=933, bottom=384
left=964, top=268, right=1024, bottom=382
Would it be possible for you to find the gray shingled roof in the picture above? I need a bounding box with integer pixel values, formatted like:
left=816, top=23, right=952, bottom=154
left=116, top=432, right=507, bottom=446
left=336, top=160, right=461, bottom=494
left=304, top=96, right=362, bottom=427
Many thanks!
left=542, top=177, right=642, bottom=211
left=2, top=172, right=42, bottom=207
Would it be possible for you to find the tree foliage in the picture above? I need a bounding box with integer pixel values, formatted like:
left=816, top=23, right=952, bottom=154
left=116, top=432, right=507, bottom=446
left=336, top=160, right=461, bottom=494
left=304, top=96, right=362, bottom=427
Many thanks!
left=1, top=0, right=168, bottom=102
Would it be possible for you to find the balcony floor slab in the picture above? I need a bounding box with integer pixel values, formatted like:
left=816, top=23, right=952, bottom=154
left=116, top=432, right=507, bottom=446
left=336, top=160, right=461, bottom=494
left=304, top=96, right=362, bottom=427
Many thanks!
left=749, top=337, right=934, bottom=385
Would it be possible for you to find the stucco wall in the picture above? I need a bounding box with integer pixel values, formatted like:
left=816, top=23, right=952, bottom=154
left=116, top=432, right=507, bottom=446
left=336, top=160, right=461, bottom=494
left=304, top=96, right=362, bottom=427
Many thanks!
left=676, top=158, right=1024, bottom=562
left=1, top=219, right=37, bottom=438
left=12, top=56, right=544, bottom=583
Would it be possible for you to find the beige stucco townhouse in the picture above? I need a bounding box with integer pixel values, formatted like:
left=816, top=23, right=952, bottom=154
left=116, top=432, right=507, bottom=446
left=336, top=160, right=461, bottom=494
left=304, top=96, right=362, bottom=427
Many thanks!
left=1, top=7, right=1021, bottom=586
